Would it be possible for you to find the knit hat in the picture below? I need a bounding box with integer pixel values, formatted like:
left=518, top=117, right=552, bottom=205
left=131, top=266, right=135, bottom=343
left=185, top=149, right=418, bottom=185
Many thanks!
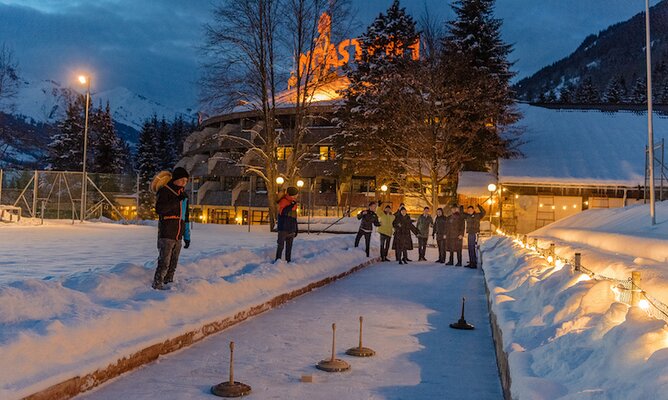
left=286, top=186, right=299, bottom=196
left=172, top=167, right=190, bottom=181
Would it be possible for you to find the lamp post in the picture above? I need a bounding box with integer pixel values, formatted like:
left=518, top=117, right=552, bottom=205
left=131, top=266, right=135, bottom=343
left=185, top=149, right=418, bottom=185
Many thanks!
left=487, top=183, right=497, bottom=229
left=645, top=0, right=656, bottom=225
left=78, top=75, right=91, bottom=223
left=381, top=184, right=388, bottom=205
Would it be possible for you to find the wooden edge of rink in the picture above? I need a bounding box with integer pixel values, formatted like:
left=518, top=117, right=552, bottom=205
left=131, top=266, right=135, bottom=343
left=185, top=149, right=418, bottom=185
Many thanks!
left=22, top=257, right=380, bottom=400
left=480, top=258, right=514, bottom=400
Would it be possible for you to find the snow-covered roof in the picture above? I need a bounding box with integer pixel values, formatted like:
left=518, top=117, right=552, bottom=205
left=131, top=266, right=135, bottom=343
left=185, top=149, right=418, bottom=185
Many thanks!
left=499, top=104, right=668, bottom=187
left=458, top=171, right=497, bottom=196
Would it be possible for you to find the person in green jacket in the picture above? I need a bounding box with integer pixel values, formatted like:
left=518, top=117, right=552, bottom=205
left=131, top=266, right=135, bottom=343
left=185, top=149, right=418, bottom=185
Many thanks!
left=416, top=206, right=433, bottom=261
left=377, top=204, right=395, bottom=262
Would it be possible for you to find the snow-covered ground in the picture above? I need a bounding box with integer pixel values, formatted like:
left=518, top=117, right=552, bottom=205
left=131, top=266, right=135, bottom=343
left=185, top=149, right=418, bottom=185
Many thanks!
left=530, top=202, right=668, bottom=304
left=0, top=222, right=374, bottom=399
left=77, top=248, right=502, bottom=400
left=482, top=202, right=668, bottom=399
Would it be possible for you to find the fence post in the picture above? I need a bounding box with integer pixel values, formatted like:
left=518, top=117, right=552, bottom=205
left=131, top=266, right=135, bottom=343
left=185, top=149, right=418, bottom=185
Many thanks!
left=549, top=243, right=555, bottom=262
left=533, top=238, right=539, bottom=251
left=523, top=234, right=528, bottom=246
left=574, top=253, right=581, bottom=272
left=32, top=170, right=38, bottom=218
left=631, top=271, right=642, bottom=307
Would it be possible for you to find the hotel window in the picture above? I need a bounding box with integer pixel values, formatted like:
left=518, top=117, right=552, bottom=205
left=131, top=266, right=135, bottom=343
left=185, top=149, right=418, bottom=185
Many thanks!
left=277, top=146, right=293, bottom=160
left=318, top=146, right=336, bottom=161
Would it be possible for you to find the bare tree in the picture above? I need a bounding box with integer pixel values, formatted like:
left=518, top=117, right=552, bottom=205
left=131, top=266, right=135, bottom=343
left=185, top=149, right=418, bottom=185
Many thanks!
left=202, top=0, right=283, bottom=229
left=281, top=0, right=351, bottom=182
left=0, top=43, right=21, bottom=162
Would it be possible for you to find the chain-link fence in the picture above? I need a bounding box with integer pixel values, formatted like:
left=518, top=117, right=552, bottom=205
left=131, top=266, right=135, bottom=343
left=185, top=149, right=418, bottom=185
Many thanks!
left=0, top=169, right=141, bottom=222
left=494, top=232, right=668, bottom=325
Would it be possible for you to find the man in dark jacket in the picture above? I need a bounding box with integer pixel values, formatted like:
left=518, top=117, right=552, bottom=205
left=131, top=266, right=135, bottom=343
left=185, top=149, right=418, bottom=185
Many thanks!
left=355, top=201, right=381, bottom=257
left=464, top=204, right=486, bottom=268
left=416, top=206, right=433, bottom=261
left=153, top=167, right=191, bottom=290
left=276, top=186, right=299, bottom=263
left=433, top=208, right=447, bottom=263
left=445, top=204, right=465, bottom=266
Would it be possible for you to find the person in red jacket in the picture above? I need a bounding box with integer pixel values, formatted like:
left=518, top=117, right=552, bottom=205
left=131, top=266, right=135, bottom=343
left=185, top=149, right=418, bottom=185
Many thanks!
left=275, top=186, right=299, bottom=262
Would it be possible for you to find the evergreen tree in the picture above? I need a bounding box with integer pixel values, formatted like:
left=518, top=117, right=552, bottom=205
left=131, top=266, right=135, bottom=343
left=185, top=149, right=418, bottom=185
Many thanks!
left=546, top=89, right=558, bottom=103
left=92, top=101, right=125, bottom=174
left=337, top=0, right=420, bottom=178
left=603, top=75, right=627, bottom=104
left=559, top=84, right=575, bottom=103
left=48, top=94, right=85, bottom=170
left=445, top=0, right=520, bottom=171
left=155, top=116, right=175, bottom=170
left=170, top=115, right=194, bottom=165
left=575, top=77, right=600, bottom=103
left=630, top=77, right=647, bottom=104
left=135, top=116, right=160, bottom=219
left=659, top=78, right=668, bottom=104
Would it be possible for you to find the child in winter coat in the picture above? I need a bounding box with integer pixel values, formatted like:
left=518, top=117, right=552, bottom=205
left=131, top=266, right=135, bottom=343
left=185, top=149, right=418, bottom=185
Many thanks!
left=153, top=167, right=191, bottom=290
left=355, top=202, right=381, bottom=257
left=276, top=187, right=299, bottom=262
left=377, top=204, right=395, bottom=261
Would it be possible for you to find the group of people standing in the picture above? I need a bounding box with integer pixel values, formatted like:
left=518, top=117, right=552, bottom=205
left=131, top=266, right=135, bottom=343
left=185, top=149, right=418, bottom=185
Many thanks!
left=355, top=202, right=486, bottom=268
left=150, top=168, right=487, bottom=290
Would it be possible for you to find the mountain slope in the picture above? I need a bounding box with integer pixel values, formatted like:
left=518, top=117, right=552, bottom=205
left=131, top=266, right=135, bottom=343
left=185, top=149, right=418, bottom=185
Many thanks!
left=514, top=0, right=668, bottom=102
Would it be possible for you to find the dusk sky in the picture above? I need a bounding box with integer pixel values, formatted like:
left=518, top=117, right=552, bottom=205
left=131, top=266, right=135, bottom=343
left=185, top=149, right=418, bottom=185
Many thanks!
left=0, top=0, right=662, bottom=111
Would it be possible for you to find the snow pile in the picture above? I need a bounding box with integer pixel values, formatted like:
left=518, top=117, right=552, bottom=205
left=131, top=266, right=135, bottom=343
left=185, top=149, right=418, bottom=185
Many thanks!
left=500, top=104, right=668, bottom=186
left=0, top=223, right=369, bottom=399
left=482, top=237, right=668, bottom=399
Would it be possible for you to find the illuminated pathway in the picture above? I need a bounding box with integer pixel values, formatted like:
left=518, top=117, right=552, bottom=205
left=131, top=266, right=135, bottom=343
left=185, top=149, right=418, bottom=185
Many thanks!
left=78, top=247, right=502, bottom=400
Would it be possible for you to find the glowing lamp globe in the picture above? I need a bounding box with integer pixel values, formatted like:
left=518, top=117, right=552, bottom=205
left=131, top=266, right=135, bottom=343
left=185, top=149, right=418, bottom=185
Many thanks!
left=381, top=185, right=388, bottom=192
left=276, top=176, right=285, bottom=185
left=296, top=180, right=304, bottom=188
left=487, top=183, right=497, bottom=192
left=78, top=75, right=87, bottom=85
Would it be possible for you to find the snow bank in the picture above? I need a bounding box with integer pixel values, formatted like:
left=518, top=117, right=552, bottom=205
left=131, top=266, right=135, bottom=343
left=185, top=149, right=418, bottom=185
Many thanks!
left=297, top=216, right=359, bottom=233
left=482, top=237, right=668, bottom=399
left=0, top=228, right=369, bottom=399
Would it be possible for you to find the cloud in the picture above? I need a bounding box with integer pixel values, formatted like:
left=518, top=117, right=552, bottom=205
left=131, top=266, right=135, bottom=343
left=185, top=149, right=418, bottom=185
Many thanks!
left=0, top=0, right=663, bottom=111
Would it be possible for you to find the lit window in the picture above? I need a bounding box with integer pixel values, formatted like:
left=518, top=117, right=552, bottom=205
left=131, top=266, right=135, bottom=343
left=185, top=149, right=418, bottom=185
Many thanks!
left=277, top=146, right=293, bottom=161
left=319, top=146, right=335, bottom=161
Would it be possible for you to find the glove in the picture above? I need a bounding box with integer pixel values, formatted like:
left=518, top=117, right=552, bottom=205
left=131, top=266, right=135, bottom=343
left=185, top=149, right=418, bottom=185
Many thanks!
left=184, top=239, right=190, bottom=249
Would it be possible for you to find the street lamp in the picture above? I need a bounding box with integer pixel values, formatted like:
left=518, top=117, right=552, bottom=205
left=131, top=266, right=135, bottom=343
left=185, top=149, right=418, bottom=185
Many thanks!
left=276, top=176, right=285, bottom=185
left=78, top=74, right=91, bottom=223
left=296, top=179, right=305, bottom=188
left=644, top=0, right=656, bottom=225
left=487, top=183, right=497, bottom=229
left=381, top=184, right=388, bottom=192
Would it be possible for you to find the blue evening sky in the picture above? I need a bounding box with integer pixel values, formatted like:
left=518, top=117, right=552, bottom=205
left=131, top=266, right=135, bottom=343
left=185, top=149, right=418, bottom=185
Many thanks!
left=0, top=0, right=661, bottom=110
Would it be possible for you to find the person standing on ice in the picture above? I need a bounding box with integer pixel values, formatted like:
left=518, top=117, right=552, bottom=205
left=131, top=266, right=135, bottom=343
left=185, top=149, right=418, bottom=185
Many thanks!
left=377, top=204, right=395, bottom=262
left=393, top=207, right=419, bottom=265
left=416, top=206, right=433, bottom=261
left=276, top=186, right=299, bottom=263
left=463, top=204, right=486, bottom=269
left=445, top=204, right=465, bottom=266
left=355, top=201, right=381, bottom=257
left=433, top=207, right=447, bottom=263
left=152, top=167, right=191, bottom=290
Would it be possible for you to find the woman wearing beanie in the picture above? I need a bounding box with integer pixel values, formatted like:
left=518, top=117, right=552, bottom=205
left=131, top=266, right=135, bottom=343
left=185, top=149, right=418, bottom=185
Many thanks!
left=275, top=186, right=299, bottom=262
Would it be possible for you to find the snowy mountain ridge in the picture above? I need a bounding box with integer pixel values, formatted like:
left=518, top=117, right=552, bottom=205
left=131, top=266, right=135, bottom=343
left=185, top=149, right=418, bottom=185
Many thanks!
left=11, top=77, right=194, bottom=133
